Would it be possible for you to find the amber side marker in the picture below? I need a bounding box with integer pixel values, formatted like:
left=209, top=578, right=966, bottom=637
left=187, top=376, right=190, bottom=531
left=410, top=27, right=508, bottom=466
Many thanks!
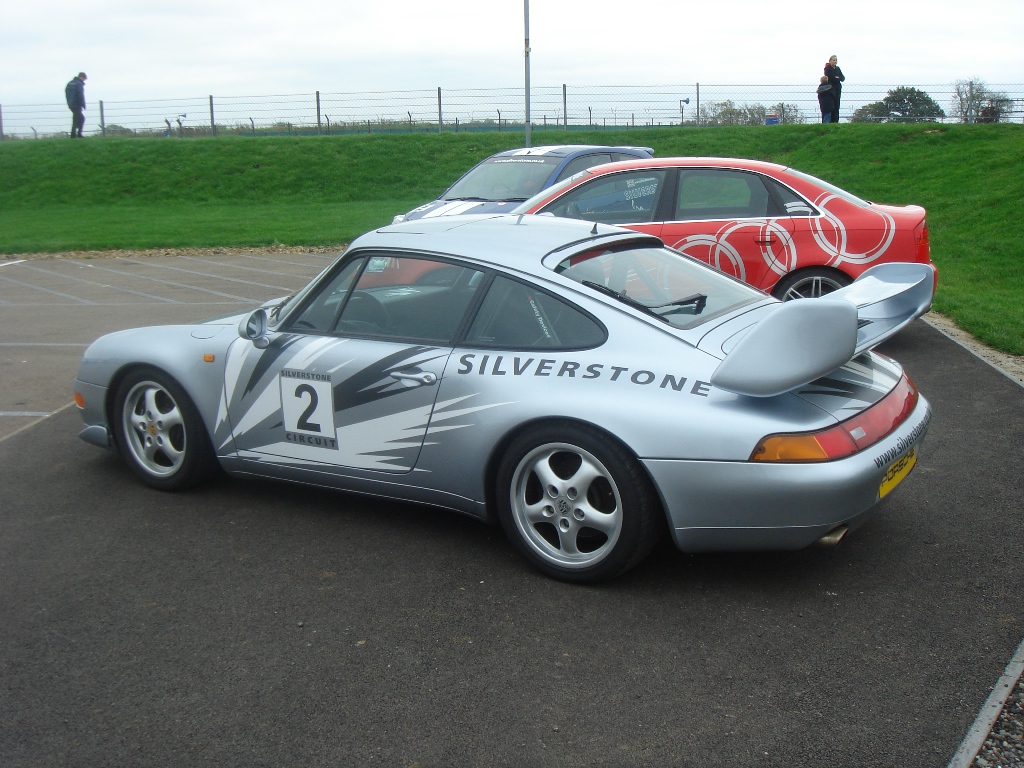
left=203, top=354, right=215, bottom=363
left=73, top=392, right=85, bottom=409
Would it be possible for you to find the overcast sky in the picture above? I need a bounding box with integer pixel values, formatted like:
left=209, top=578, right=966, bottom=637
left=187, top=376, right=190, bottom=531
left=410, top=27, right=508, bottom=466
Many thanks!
left=2, top=0, right=1022, bottom=105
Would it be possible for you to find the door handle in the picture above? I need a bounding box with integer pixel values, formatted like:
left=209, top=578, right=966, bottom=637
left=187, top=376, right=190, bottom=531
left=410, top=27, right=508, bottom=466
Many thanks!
left=754, top=235, right=774, bottom=245
left=390, top=371, right=437, bottom=386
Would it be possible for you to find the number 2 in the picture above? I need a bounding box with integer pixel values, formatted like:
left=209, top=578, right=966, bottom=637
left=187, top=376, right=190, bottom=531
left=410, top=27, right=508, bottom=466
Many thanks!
left=295, top=384, right=321, bottom=432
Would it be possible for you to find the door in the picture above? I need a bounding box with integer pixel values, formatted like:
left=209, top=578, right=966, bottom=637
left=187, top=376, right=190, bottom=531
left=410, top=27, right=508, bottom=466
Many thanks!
left=223, top=253, right=486, bottom=473
left=660, top=168, right=796, bottom=289
left=537, top=168, right=669, bottom=238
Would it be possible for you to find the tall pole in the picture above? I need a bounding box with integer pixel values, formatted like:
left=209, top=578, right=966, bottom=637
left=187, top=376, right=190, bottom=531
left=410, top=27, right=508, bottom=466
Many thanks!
left=524, top=0, right=531, bottom=147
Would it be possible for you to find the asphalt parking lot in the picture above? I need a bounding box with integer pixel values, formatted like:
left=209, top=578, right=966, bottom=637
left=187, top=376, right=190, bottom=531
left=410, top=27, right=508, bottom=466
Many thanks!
left=1, top=252, right=1022, bottom=767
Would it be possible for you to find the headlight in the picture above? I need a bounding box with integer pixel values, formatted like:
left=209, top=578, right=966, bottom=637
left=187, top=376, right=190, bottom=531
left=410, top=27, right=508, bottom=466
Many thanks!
left=392, top=214, right=407, bottom=224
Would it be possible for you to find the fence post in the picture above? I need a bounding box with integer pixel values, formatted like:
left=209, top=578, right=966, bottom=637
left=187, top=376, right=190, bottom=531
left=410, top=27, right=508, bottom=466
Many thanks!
left=99, top=101, right=106, bottom=137
left=562, top=84, right=568, bottom=129
left=0, top=104, right=4, bottom=141
left=316, top=91, right=322, bottom=135
left=437, top=87, right=442, bottom=133
left=209, top=95, right=216, bottom=137
left=696, top=83, right=700, bottom=127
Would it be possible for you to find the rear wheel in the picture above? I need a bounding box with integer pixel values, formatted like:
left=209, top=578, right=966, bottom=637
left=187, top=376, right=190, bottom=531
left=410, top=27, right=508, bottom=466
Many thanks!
left=496, top=422, right=662, bottom=583
left=112, top=367, right=215, bottom=491
left=772, top=268, right=851, bottom=301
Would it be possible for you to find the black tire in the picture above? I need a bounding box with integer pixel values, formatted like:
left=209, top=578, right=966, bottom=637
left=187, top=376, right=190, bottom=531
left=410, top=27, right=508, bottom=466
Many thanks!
left=771, top=268, right=851, bottom=301
left=112, top=367, right=216, bottom=491
left=496, top=421, right=663, bottom=583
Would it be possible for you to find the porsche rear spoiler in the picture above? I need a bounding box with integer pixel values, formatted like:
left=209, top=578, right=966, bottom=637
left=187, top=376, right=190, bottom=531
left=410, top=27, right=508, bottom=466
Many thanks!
left=710, top=263, right=935, bottom=397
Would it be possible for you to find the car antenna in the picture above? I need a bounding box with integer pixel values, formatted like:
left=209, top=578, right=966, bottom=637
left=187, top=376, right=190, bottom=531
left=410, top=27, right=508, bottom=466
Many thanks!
left=590, top=222, right=599, bottom=235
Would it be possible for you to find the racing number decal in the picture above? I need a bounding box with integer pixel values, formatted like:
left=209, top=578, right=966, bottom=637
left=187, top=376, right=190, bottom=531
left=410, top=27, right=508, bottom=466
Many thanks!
left=294, top=384, right=322, bottom=432
left=280, top=369, right=338, bottom=449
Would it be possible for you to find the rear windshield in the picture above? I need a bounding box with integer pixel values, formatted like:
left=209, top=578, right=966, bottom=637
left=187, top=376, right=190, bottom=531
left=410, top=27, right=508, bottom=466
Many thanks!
left=554, top=244, right=763, bottom=329
left=783, top=168, right=870, bottom=207
left=444, top=156, right=562, bottom=202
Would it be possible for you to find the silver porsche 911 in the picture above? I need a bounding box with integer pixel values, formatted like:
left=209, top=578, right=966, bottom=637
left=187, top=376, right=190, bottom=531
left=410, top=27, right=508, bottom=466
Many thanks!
left=73, top=215, right=934, bottom=582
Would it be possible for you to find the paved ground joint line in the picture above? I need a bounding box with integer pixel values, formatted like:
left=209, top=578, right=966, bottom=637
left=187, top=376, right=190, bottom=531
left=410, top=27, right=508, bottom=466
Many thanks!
left=947, top=636, right=1024, bottom=768
left=0, top=401, right=76, bottom=444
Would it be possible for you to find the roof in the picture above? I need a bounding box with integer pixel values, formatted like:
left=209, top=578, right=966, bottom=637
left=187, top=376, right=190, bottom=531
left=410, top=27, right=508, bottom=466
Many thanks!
left=578, top=156, right=790, bottom=175
left=352, top=214, right=658, bottom=275
left=489, top=145, right=654, bottom=159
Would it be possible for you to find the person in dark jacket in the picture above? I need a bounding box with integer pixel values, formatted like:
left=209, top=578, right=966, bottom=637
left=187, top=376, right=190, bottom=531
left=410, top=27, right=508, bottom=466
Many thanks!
left=824, top=56, right=844, bottom=123
left=816, top=76, right=836, bottom=123
left=65, top=73, right=87, bottom=138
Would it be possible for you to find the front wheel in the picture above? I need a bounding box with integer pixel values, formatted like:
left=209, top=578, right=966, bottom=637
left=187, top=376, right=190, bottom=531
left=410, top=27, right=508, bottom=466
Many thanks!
left=112, top=367, right=216, bottom=491
left=496, top=422, right=662, bottom=583
left=771, top=268, right=851, bottom=301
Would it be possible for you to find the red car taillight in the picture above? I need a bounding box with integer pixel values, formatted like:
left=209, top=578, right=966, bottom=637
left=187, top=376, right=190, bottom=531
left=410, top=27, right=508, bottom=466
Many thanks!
left=751, top=374, right=919, bottom=462
left=914, top=220, right=930, bottom=263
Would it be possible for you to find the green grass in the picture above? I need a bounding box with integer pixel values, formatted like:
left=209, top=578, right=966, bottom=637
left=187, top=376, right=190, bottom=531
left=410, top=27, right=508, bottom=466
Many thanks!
left=1, top=124, right=1022, bottom=354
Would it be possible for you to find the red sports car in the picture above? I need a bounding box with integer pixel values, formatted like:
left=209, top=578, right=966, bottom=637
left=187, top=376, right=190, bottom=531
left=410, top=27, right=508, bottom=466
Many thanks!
left=512, top=157, right=934, bottom=299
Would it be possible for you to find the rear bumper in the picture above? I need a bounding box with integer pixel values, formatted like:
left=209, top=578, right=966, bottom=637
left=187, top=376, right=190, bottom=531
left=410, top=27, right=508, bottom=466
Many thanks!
left=643, top=395, right=931, bottom=552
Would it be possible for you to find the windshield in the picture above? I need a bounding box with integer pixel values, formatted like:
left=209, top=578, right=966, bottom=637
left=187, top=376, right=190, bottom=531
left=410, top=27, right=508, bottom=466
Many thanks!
left=444, top=156, right=563, bottom=202
left=511, top=172, right=591, bottom=214
left=783, top=168, right=870, bottom=207
left=554, top=244, right=763, bottom=329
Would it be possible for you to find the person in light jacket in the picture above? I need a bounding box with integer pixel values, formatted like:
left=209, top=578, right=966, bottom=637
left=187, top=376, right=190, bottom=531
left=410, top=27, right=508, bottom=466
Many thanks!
left=824, top=56, right=844, bottom=123
left=65, top=72, right=87, bottom=138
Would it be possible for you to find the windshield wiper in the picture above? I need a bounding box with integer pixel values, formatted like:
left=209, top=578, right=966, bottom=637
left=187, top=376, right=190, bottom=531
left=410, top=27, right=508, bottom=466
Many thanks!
left=581, top=281, right=662, bottom=320
left=443, top=196, right=491, bottom=202
left=652, top=293, right=708, bottom=316
left=269, top=295, right=292, bottom=321
left=582, top=281, right=707, bottom=319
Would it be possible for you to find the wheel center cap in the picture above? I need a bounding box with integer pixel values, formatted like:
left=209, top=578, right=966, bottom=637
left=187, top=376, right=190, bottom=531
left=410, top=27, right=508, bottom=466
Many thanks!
left=557, top=498, right=571, bottom=515
left=148, top=424, right=157, bottom=435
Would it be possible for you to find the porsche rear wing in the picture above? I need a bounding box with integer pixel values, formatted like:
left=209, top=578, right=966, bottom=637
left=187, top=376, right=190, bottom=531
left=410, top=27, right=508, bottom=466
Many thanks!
left=710, top=263, right=935, bottom=397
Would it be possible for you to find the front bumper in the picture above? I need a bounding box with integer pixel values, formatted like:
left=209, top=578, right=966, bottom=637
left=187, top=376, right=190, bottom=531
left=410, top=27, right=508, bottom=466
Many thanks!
left=644, top=395, right=932, bottom=552
left=74, top=378, right=113, bottom=450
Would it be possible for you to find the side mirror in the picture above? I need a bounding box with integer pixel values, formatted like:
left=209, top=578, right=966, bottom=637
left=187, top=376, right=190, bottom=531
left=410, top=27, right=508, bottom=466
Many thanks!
left=238, top=308, right=271, bottom=349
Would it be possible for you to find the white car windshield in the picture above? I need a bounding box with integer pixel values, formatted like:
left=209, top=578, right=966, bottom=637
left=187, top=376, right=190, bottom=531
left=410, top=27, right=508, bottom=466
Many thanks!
left=444, top=156, right=563, bottom=202
left=554, top=244, right=763, bottom=329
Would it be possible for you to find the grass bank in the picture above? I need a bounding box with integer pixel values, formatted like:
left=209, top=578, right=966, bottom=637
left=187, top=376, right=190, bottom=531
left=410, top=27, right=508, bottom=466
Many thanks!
left=1, top=123, right=1021, bottom=354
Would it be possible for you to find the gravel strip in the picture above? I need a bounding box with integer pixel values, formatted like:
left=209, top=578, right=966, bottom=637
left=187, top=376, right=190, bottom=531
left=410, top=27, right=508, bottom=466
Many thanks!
left=973, top=677, right=1024, bottom=767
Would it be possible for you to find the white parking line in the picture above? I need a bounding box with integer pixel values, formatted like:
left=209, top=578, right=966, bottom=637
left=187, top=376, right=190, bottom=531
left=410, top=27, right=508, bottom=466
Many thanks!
left=0, top=260, right=26, bottom=268
left=947, top=636, right=1024, bottom=767
left=0, top=401, right=76, bottom=444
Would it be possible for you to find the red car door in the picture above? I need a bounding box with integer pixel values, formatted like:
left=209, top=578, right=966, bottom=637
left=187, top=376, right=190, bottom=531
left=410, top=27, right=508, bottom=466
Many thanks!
left=659, top=168, right=796, bottom=290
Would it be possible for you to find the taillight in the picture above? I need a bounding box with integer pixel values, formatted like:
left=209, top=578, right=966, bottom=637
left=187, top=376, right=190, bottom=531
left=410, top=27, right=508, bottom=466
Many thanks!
left=914, top=220, right=930, bottom=262
left=751, top=374, right=919, bottom=462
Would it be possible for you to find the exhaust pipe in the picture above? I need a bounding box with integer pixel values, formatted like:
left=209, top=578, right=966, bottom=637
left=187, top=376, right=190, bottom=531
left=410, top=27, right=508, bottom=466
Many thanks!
left=814, top=526, right=848, bottom=548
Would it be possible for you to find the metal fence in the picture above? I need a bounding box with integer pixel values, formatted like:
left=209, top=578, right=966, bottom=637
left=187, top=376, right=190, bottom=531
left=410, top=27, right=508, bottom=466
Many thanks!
left=2, top=83, right=1022, bottom=139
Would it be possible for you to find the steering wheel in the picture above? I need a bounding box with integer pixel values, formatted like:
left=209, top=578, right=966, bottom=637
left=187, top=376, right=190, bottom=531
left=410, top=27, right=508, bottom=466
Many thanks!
left=337, top=291, right=391, bottom=334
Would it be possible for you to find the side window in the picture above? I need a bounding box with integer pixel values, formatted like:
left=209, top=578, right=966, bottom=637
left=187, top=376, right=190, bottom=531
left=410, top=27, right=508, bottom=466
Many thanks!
left=287, top=258, right=364, bottom=333
left=764, top=177, right=816, bottom=216
left=465, top=276, right=606, bottom=350
left=337, top=256, right=485, bottom=342
left=541, top=169, right=668, bottom=225
left=674, top=170, right=770, bottom=221
left=555, top=153, right=614, bottom=182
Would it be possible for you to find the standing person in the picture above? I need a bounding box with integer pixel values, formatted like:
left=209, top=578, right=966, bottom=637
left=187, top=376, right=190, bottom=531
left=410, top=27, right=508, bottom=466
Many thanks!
left=824, top=55, right=844, bottom=124
left=65, top=72, right=87, bottom=138
left=816, top=76, right=836, bottom=123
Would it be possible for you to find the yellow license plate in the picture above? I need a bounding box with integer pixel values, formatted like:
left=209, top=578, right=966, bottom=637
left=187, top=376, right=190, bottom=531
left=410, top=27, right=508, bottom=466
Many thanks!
left=879, top=446, right=917, bottom=498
